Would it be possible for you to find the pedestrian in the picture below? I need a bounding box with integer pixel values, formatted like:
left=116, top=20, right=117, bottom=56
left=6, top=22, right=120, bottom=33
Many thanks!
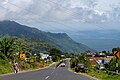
left=13, top=61, right=19, bottom=73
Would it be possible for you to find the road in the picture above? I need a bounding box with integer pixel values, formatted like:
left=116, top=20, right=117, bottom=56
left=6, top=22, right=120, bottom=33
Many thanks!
left=0, top=60, right=96, bottom=80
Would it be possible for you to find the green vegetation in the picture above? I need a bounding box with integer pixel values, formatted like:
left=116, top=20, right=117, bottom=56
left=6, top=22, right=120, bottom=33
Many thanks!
left=0, top=36, right=67, bottom=75
left=108, top=58, right=120, bottom=71
left=112, top=47, right=120, bottom=53
left=85, top=56, right=120, bottom=80
left=70, top=53, right=91, bottom=69
left=0, top=36, right=55, bottom=74
left=70, top=56, right=120, bottom=80
left=70, top=48, right=120, bottom=80
left=0, top=37, right=18, bottom=60
left=49, top=48, right=63, bottom=62
left=0, top=59, right=13, bottom=74
left=102, top=48, right=120, bottom=72
left=86, top=69, right=120, bottom=80
left=0, top=20, right=94, bottom=53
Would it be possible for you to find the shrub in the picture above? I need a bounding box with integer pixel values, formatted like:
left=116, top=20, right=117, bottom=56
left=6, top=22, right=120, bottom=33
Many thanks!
left=0, top=52, right=8, bottom=61
left=0, top=59, right=13, bottom=74
left=108, top=58, right=120, bottom=72
left=18, top=61, right=30, bottom=70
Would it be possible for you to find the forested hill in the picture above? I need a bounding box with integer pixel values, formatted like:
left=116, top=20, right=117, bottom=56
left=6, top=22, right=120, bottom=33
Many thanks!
left=0, top=20, right=94, bottom=53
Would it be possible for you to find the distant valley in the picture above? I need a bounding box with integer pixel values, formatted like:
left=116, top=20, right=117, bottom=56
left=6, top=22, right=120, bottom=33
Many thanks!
left=69, top=30, right=120, bottom=52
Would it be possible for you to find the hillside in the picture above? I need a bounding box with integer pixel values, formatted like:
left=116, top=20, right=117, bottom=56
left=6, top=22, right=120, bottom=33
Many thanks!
left=0, top=20, right=94, bottom=53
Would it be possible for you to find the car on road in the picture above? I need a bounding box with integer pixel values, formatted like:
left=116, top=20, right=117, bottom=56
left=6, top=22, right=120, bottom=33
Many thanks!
left=75, top=63, right=87, bottom=72
left=60, top=63, right=66, bottom=67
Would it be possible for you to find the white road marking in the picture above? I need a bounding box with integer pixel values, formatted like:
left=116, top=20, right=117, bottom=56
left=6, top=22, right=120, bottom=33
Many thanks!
left=51, top=70, right=55, bottom=74
left=45, top=76, right=49, bottom=79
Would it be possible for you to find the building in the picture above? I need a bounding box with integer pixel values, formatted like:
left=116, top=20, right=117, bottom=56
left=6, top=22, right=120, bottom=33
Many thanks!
left=40, top=53, right=52, bottom=60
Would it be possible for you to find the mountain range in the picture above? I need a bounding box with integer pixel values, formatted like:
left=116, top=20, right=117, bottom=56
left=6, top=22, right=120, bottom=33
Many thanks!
left=0, top=20, right=94, bottom=53
left=69, top=30, right=120, bottom=52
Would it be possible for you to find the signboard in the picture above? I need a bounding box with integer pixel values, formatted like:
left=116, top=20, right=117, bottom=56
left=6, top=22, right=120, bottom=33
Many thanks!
left=20, top=54, right=26, bottom=59
left=114, top=51, right=120, bottom=59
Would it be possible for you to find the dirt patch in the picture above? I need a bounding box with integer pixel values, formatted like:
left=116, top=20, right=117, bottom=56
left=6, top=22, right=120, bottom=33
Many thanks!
left=34, top=62, right=44, bottom=68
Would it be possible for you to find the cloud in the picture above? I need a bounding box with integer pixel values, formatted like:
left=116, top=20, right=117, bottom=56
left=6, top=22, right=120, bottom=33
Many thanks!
left=95, top=0, right=120, bottom=12
left=69, top=0, right=97, bottom=9
left=0, top=0, right=120, bottom=25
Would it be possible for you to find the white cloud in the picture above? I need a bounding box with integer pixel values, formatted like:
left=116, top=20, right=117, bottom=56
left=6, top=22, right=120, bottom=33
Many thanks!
left=68, top=0, right=97, bottom=9
left=2, top=0, right=33, bottom=12
left=95, top=0, right=120, bottom=12
left=0, top=0, right=120, bottom=30
left=0, top=9, right=6, bottom=20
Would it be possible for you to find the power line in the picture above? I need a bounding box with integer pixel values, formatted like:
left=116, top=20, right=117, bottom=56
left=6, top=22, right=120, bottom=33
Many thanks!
left=44, top=0, right=105, bottom=30
left=2, top=4, right=64, bottom=30
left=1, top=0, right=104, bottom=30
left=6, top=1, right=86, bottom=30
left=6, top=1, right=73, bottom=30
left=0, top=5, right=59, bottom=30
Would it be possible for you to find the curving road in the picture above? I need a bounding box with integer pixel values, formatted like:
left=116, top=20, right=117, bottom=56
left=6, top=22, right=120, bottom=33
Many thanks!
left=0, top=60, right=96, bottom=80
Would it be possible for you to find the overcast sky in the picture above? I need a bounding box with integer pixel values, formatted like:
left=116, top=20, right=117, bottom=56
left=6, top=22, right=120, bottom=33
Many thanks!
left=0, top=0, right=120, bottom=32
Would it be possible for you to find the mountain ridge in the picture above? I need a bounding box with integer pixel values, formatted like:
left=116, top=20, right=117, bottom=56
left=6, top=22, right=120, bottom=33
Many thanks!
left=0, top=20, right=95, bottom=53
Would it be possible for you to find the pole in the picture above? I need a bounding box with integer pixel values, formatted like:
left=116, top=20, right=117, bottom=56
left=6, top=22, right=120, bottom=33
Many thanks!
left=116, top=59, right=118, bottom=74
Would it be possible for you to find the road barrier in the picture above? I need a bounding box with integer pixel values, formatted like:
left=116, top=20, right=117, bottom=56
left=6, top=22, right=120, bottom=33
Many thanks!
left=107, top=71, right=120, bottom=75
left=56, top=60, right=64, bottom=68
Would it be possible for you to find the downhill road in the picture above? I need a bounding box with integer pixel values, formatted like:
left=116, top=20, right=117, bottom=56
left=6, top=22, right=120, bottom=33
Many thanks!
left=0, top=60, right=96, bottom=80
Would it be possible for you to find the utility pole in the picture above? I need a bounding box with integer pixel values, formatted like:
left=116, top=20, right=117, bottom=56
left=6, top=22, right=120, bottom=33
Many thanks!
left=116, top=59, right=118, bottom=74
left=114, top=51, right=119, bottom=74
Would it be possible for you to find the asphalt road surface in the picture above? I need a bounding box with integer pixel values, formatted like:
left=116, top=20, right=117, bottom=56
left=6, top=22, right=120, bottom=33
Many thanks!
left=0, top=60, right=96, bottom=80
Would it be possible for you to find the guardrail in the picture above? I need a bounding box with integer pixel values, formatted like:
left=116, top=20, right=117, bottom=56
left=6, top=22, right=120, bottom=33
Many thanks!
left=107, top=71, right=120, bottom=75
left=56, top=60, right=64, bottom=68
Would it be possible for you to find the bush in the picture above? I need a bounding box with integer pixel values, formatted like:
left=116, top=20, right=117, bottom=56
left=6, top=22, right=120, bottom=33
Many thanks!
left=70, top=54, right=91, bottom=69
left=52, top=55, right=61, bottom=62
left=0, top=59, right=13, bottom=74
left=109, top=58, right=120, bottom=72
left=28, top=63, right=37, bottom=69
left=0, top=52, right=8, bottom=61
left=70, top=58, right=77, bottom=68
left=18, top=61, right=30, bottom=70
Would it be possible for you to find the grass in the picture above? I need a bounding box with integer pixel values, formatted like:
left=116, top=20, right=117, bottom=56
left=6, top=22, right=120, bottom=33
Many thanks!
left=0, top=59, right=53, bottom=75
left=86, top=70, right=120, bottom=80
left=44, top=61, right=53, bottom=67
left=71, top=67, right=120, bottom=80
left=0, top=59, right=13, bottom=74
left=71, top=68, right=75, bottom=71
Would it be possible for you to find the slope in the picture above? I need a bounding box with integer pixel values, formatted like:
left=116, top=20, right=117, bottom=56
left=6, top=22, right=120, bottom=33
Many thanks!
left=0, top=20, right=94, bottom=53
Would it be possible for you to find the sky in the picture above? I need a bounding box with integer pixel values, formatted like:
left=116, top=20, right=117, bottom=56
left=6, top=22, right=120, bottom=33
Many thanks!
left=0, top=0, right=120, bottom=32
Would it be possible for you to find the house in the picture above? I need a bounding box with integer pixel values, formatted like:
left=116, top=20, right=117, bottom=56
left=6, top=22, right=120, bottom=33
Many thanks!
left=40, top=53, right=52, bottom=60
left=94, top=52, right=106, bottom=57
left=88, top=57, right=112, bottom=67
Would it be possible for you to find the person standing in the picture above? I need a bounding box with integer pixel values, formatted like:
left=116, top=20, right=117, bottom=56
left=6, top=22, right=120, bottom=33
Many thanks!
left=13, top=61, right=19, bottom=73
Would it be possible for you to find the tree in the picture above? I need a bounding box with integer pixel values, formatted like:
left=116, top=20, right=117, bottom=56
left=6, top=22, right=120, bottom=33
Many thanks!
left=0, top=37, right=17, bottom=59
left=49, top=48, right=62, bottom=62
left=70, top=53, right=91, bottom=69
left=0, top=52, right=8, bottom=61
left=52, top=55, right=61, bottom=62
left=70, top=58, right=77, bottom=68
left=102, top=50, right=107, bottom=53
left=112, top=48, right=120, bottom=53
left=49, top=48, right=62, bottom=56
left=102, top=50, right=109, bottom=56
left=109, top=58, right=116, bottom=71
